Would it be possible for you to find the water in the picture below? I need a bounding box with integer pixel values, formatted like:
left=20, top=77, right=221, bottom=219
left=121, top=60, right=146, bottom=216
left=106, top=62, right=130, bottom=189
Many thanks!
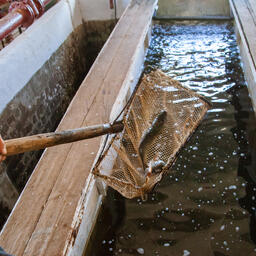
left=89, top=21, right=256, bottom=256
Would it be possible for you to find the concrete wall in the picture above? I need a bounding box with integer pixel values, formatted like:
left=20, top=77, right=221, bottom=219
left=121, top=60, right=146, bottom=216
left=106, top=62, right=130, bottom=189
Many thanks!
left=78, top=0, right=130, bottom=21
left=156, top=0, right=230, bottom=18
left=0, top=0, right=131, bottom=116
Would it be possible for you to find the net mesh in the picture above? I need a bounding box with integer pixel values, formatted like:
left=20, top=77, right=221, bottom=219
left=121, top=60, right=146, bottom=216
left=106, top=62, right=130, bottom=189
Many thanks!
left=93, top=70, right=211, bottom=199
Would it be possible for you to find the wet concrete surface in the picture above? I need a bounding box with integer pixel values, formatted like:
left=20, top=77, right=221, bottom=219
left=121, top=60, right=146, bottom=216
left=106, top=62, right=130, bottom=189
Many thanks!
left=89, top=21, right=256, bottom=256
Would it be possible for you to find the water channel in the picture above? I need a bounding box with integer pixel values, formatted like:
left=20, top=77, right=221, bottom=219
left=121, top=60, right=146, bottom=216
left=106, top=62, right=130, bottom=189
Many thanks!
left=89, top=21, right=256, bottom=256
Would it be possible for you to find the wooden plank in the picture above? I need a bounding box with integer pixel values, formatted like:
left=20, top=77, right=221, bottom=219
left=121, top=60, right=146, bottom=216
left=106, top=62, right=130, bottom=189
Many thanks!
left=230, top=0, right=256, bottom=113
left=0, top=0, right=157, bottom=255
left=231, top=0, right=256, bottom=69
left=247, top=0, right=256, bottom=22
left=0, top=3, right=141, bottom=252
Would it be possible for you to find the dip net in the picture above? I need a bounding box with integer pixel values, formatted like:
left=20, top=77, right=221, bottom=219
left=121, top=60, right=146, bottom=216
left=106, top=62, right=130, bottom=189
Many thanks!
left=93, top=70, right=211, bottom=199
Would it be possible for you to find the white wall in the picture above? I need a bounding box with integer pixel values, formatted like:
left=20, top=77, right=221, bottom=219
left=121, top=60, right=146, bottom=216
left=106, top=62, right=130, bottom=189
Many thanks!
left=0, top=0, right=130, bottom=115
left=156, top=0, right=230, bottom=18
left=78, top=0, right=130, bottom=21
left=0, top=0, right=78, bottom=115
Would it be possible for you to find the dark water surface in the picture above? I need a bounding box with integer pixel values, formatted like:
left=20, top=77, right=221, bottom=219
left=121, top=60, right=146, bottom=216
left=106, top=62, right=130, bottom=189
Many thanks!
left=89, top=21, right=256, bottom=256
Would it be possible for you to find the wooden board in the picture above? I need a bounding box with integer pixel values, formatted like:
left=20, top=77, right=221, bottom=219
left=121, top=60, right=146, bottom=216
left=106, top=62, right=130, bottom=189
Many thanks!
left=0, top=0, right=157, bottom=255
left=230, top=0, right=256, bottom=69
left=230, top=0, right=256, bottom=113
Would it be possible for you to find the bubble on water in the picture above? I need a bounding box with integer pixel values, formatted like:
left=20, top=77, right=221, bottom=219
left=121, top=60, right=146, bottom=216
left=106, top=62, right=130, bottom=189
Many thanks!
left=183, top=249, right=191, bottom=256
left=137, top=248, right=144, bottom=254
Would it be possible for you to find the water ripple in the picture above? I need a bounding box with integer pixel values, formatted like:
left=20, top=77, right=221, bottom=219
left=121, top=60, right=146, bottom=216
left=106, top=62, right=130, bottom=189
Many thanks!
left=91, top=21, right=256, bottom=256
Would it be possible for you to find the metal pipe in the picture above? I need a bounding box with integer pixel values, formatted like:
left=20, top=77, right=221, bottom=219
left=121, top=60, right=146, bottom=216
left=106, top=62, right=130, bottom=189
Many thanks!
left=0, top=0, right=9, bottom=5
left=0, top=0, right=54, bottom=41
left=0, top=11, right=24, bottom=40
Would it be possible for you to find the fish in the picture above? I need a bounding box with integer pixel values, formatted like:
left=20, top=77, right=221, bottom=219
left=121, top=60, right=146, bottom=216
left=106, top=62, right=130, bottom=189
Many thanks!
left=146, top=159, right=166, bottom=176
left=138, top=109, right=167, bottom=169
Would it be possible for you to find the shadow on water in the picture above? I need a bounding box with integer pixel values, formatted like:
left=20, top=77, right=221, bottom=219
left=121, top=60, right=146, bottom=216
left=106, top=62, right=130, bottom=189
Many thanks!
left=88, top=21, right=256, bottom=256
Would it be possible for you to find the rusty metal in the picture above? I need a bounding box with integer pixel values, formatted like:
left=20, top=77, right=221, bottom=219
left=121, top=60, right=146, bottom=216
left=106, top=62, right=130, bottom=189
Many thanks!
left=0, top=0, right=53, bottom=40
left=0, top=10, right=25, bottom=40
left=0, top=0, right=9, bottom=5
left=109, top=0, right=114, bottom=9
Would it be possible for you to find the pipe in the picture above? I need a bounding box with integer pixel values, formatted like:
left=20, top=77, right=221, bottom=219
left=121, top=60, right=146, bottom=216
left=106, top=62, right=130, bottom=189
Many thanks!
left=0, top=0, right=53, bottom=41
left=0, top=0, right=8, bottom=5
left=109, top=0, right=114, bottom=9
left=0, top=11, right=24, bottom=39
left=0, top=4, right=34, bottom=40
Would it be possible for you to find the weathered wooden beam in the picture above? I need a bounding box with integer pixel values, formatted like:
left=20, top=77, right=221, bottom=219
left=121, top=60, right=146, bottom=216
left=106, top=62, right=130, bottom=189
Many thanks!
left=0, top=0, right=157, bottom=255
left=230, top=0, right=256, bottom=113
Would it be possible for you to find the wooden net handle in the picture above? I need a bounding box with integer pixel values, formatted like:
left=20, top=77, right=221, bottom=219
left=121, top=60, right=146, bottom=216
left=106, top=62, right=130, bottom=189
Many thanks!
left=5, top=121, right=123, bottom=156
